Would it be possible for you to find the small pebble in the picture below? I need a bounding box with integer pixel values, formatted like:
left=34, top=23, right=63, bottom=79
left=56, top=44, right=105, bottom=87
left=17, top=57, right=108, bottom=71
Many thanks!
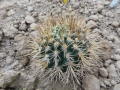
left=27, top=6, right=34, bottom=12
left=6, top=56, right=14, bottom=65
left=104, top=60, right=112, bottom=67
left=112, top=22, right=119, bottom=27
left=114, top=61, right=120, bottom=68
left=111, top=54, right=120, bottom=61
left=104, top=80, right=111, bottom=86
left=86, top=20, right=97, bottom=28
left=19, top=22, right=27, bottom=31
left=99, top=68, right=108, bottom=78
left=117, top=28, right=120, bottom=36
left=25, top=15, right=35, bottom=23
left=7, top=9, right=15, bottom=16
left=100, top=81, right=106, bottom=88
left=113, top=84, right=120, bottom=90
left=111, top=80, right=117, bottom=86
left=97, top=5, right=104, bottom=11
left=89, top=15, right=99, bottom=21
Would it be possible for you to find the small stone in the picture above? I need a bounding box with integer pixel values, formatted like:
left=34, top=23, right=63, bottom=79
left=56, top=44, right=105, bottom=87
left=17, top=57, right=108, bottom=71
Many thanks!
left=104, top=80, right=111, bottom=86
left=114, top=36, right=120, bottom=44
left=87, top=20, right=97, bottom=28
left=114, top=61, right=120, bottom=69
left=113, top=84, right=120, bottom=90
left=92, top=9, right=98, bottom=14
left=116, top=10, right=120, bottom=15
left=100, top=81, right=106, bottom=88
left=0, top=31, right=3, bottom=41
left=0, top=10, right=7, bottom=19
left=14, top=34, right=26, bottom=42
left=19, top=22, right=27, bottom=31
left=97, top=1, right=103, bottom=5
left=1, top=2, right=14, bottom=11
left=98, top=15, right=104, bottom=19
left=97, top=5, right=104, bottom=11
left=101, top=10, right=106, bottom=16
left=25, top=15, right=35, bottom=24
left=30, top=23, right=37, bottom=30
left=104, top=1, right=110, bottom=5
left=89, top=15, right=99, bottom=21
left=112, top=22, right=119, bottom=27
left=3, top=25, right=18, bottom=38
left=107, top=64, right=118, bottom=78
left=7, top=9, right=15, bottom=16
left=82, top=75, right=100, bottom=90
left=80, top=9, right=84, bottom=13
left=6, top=56, right=14, bottom=65
left=38, top=15, right=46, bottom=22
left=25, top=76, right=38, bottom=90
left=117, top=28, right=120, bottom=36
left=27, top=6, right=34, bottom=12
left=106, top=35, right=114, bottom=41
left=30, top=31, right=38, bottom=38
left=13, top=20, right=20, bottom=25
left=99, top=68, right=108, bottom=77
left=111, top=54, right=120, bottom=61
left=106, top=11, right=113, bottom=17
left=70, top=0, right=76, bottom=5
left=0, top=52, right=6, bottom=59
left=32, top=12, right=38, bottom=17
left=102, top=30, right=109, bottom=37
left=92, top=28, right=101, bottom=34
left=73, top=3, right=79, bottom=9
left=0, top=70, right=20, bottom=88
left=18, top=64, right=23, bottom=69
left=104, top=59, right=112, bottom=67
left=14, top=34, right=31, bottom=55
left=111, top=80, right=117, bottom=86
left=19, top=56, right=30, bottom=66
left=36, top=0, right=41, bottom=3
left=115, top=49, right=120, bottom=55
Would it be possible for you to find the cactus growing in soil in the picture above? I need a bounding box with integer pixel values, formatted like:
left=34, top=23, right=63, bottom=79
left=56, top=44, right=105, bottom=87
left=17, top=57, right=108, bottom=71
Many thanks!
left=29, top=15, right=112, bottom=88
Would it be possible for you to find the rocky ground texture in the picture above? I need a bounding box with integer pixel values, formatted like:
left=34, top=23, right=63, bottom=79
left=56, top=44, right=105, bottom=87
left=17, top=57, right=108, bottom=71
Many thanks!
left=0, top=0, right=120, bottom=90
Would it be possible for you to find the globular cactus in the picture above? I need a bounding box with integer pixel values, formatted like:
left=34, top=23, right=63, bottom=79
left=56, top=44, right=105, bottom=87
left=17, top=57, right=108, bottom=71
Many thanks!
left=110, top=0, right=120, bottom=8
left=30, top=15, right=112, bottom=89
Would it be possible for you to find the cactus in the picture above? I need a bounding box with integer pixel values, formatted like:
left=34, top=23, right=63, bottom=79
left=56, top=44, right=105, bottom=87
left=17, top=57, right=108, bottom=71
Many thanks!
left=29, top=15, right=112, bottom=89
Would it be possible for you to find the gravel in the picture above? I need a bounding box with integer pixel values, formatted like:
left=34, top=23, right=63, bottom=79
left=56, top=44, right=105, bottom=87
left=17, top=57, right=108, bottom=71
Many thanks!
left=27, top=6, right=34, bottom=12
left=107, top=64, right=118, bottom=78
left=111, top=22, right=120, bottom=27
left=114, top=61, right=120, bottom=68
left=19, top=21, right=27, bottom=31
left=99, top=68, right=108, bottom=78
left=7, top=9, right=15, bottom=16
left=0, top=0, right=120, bottom=90
left=114, top=84, right=120, bottom=90
left=82, top=75, right=100, bottom=90
left=3, top=24, right=18, bottom=38
left=86, top=20, right=97, bottom=28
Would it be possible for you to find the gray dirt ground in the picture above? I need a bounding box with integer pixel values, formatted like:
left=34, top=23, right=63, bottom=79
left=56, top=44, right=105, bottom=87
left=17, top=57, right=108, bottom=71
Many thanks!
left=0, top=0, right=120, bottom=90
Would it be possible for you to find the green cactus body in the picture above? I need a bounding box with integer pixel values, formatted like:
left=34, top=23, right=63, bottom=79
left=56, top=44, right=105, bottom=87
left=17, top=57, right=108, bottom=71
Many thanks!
left=37, top=24, right=90, bottom=73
